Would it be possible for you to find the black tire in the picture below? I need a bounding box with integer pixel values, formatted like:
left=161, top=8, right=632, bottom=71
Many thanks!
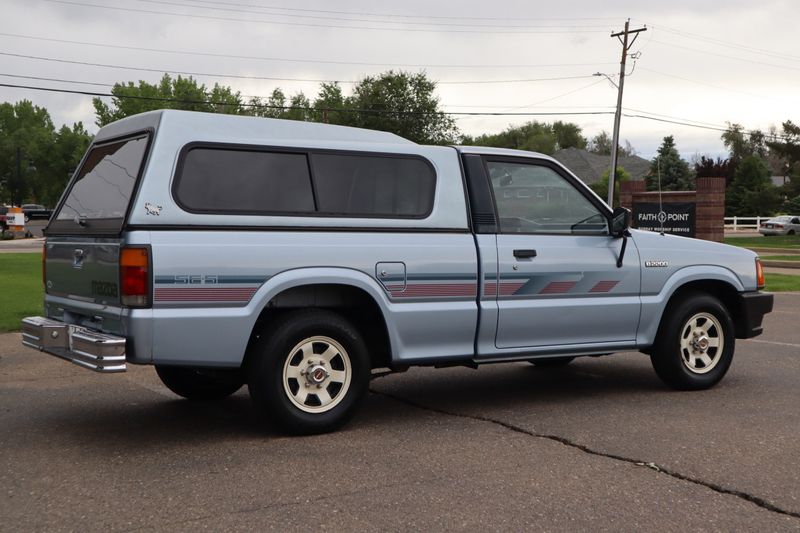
left=529, top=356, right=575, bottom=367
left=650, top=292, right=735, bottom=390
left=788, top=230, right=796, bottom=236
left=155, top=365, right=244, bottom=401
left=247, top=309, right=370, bottom=435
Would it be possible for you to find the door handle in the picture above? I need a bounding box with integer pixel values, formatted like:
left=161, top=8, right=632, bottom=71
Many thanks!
left=513, top=249, right=537, bottom=259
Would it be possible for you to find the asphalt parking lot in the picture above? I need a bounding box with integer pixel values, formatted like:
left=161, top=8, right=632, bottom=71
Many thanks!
left=1, top=294, right=798, bottom=531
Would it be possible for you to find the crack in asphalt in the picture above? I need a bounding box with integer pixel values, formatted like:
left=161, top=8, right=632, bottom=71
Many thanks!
left=370, top=388, right=800, bottom=520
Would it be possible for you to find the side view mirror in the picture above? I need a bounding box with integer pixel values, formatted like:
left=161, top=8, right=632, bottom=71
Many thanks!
left=611, top=207, right=631, bottom=237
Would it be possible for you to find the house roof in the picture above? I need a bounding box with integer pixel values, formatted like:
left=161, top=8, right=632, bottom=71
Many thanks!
left=552, top=147, right=651, bottom=185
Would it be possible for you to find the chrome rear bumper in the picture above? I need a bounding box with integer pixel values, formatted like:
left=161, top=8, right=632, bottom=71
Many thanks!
left=21, top=316, right=127, bottom=373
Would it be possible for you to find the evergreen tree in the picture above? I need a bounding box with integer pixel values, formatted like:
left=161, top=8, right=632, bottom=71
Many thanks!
left=726, top=155, right=781, bottom=216
left=645, top=136, right=694, bottom=191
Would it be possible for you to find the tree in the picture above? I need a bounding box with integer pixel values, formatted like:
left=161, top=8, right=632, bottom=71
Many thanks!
left=342, top=71, right=458, bottom=144
left=645, top=136, right=694, bottom=192
left=552, top=121, right=587, bottom=151
left=44, top=123, right=92, bottom=206
left=93, top=71, right=458, bottom=144
left=312, top=82, right=348, bottom=125
left=767, top=120, right=800, bottom=166
left=587, top=131, right=613, bottom=155
left=587, top=131, right=635, bottom=157
left=589, top=166, right=631, bottom=207
left=93, top=74, right=247, bottom=126
left=721, top=123, right=768, bottom=169
left=466, top=120, right=585, bottom=154
left=783, top=194, right=800, bottom=213
left=694, top=156, right=734, bottom=186
left=726, top=155, right=781, bottom=216
left=468, top=121, right=556, bottom=153
left=0, top=100, right=91, bottom=206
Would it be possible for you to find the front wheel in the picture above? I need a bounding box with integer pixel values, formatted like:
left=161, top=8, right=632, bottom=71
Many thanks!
left=247, top=310, right=370, bottom=435
left=155, top=365, right=244, bottom=401
left=650, top=293, right=735, bottom=390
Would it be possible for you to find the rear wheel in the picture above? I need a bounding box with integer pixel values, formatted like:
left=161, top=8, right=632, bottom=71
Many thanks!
left=650, top=293, right=734, bottom=390
left=247, top=309, right=370, bottom=435
left=155, top=366, right=244, bottom=401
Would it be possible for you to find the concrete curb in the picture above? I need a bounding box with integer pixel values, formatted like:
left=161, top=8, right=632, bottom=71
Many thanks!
left=761, top=260, right=800, bottom=269
left=750, top=247, right=800, bottom=255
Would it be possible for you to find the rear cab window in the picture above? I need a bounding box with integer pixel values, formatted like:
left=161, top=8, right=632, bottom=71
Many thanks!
left=50, top=133, right=150, bottom=234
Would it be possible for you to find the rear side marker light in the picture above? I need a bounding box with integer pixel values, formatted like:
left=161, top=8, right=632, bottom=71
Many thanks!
left=120, top=247, right=150, bottom=308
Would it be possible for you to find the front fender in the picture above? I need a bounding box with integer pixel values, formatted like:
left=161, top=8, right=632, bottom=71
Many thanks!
left=637, top=265, right=744, bottom=346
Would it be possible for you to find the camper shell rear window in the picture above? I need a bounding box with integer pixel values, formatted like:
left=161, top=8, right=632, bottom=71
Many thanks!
left=50, top=132, right=151, bottom=234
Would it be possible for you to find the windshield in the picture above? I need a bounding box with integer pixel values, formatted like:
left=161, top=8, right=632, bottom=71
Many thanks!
left=51, top=134, right=149, bottom=233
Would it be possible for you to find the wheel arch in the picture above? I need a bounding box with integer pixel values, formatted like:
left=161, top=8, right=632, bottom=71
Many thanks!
left=244, top=268, right=396, bottom=370
left=639, top=266, right=745, bottom=347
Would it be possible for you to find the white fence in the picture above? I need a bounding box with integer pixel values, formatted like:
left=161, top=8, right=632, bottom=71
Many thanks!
left=724, top=216, right=765, bottom=231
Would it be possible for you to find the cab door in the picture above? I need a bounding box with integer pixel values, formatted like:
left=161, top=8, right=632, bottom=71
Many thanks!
left=485, top=157, right=641, bottom=349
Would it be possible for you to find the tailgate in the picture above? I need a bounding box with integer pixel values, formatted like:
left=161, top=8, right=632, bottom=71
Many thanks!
left=45, top=237, right=123, bottom=306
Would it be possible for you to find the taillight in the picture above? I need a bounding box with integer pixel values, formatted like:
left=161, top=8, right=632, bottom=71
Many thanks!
left=775, top=224, right=784, bottom=229
left=755, top=258, right=765, bottom=290
left=120, top=246, right=150, bottom=307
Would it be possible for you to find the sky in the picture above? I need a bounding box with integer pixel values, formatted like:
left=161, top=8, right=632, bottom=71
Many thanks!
left=1, top=0, right=798, bottom=160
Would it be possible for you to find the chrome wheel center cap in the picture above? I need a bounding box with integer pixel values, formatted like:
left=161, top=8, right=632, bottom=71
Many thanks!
left=693, top=336, right=710, bottom=352
left=307, top=364, right=329, bottom=385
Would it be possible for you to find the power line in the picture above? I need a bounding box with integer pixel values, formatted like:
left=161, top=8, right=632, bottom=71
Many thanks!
left=0, top=51, right=350, bottom=83
left=638, top=67, right=771, bottom=100
left=0, top=31, right=613, bottom=70
left=0, top=72, right=616, bottom=110
left=622, top=107, right=730, bottom=130
left=1, top=80, right=789, bottom=141
left=0, top=52, right=602, bottom=85
left=45, top=0, right=609, bottom=34
left=176, top=0, right=620, bottom=22
left=643, top=23, right=800, bottom=64
left=0, top=81, right=620, bottom=117
left=0, top=73, right=111, bottom=87
left=137, top=0, right=611, bottom=29
left=503, top=78, right=607, bottom=111
left=649, top=39, right=800, bottom=73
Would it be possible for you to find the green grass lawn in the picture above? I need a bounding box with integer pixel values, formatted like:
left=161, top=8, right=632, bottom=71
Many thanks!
left=724, top=235, right=800, bottom=249
left=764, top=273, right=800, bottom=292
left=0, top=253, right=43, bottom=332
left=760, top=255, right=800, bottom=261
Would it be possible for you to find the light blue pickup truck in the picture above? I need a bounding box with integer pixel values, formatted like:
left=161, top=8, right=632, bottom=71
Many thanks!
left=22, top=110, right=773, bottom=434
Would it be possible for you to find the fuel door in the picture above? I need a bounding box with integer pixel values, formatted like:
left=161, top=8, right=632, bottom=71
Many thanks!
left=375, top=262, right=406, bottom=294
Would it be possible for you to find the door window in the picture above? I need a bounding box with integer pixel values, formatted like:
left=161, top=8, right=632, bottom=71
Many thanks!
left=487, top=161, right=607, bottom=235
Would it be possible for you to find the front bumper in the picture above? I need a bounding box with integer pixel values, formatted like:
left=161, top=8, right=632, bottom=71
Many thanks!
left=734, top=291, right=774, bottom=339
left=21, top=316, right=127, bottom=372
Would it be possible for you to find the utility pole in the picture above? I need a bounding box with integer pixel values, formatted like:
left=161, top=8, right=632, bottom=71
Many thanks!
left=607, top=19, right=646, bottom=208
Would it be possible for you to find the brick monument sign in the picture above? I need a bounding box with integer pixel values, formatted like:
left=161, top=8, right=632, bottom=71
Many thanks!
left=619, top=177, right=726, bottom=242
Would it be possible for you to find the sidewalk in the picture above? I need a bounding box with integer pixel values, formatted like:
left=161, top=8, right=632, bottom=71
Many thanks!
left=0, top=237, right=44, bottom=253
